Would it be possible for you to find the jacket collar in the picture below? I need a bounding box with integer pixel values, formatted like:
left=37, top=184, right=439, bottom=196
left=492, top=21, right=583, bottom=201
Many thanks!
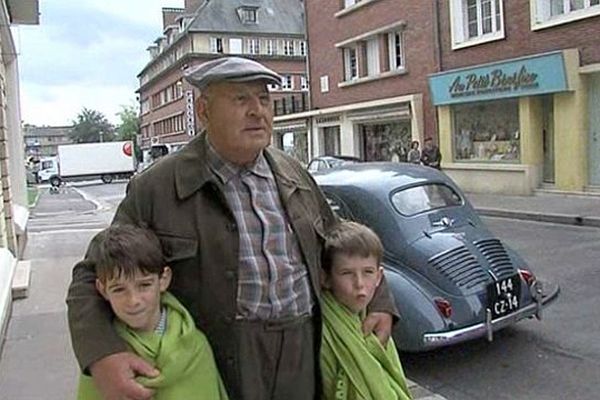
left=174, top=132, right=310, bottom=200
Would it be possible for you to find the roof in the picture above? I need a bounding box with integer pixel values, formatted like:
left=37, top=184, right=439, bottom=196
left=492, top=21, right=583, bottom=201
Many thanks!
left=23, top=125, right=73, bottom=138
left=187, top=0, right=305, bottom=35
left=313, top=162, right=451, bottom=193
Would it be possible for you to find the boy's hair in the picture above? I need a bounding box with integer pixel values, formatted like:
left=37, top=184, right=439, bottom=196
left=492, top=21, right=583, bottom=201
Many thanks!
left=89, top=224, right=166, bottom=282
left=322, top=221, right=383, bottom=273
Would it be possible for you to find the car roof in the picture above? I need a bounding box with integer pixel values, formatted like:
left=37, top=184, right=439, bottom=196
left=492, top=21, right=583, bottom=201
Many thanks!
left=313, top=162, right=449, bottom=191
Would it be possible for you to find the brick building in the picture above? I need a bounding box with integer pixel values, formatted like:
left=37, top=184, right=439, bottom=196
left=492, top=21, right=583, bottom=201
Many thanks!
left=294, top=0, right=439, bottom=163
left=429, top=0, right=600, bottom=194
left=137, top=0, right=309, bottom=163
left=23, top=125, right=73, bottom=158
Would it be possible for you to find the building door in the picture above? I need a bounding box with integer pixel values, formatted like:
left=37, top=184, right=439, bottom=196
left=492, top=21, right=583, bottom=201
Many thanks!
left=542, top=96, right=555, bottom=183
left=320, top=126, right=340, bottom=155
left=589, top=74, right=600, bottom=186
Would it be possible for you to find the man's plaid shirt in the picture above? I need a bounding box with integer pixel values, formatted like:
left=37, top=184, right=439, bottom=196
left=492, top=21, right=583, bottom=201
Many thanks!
left=207, top=143, right=313, bottom=320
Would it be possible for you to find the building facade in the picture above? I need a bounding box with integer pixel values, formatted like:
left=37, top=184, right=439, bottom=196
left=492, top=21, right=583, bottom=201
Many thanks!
left=137, top=0, right=309, bottom=163
left=23, top=125, right=73, bottom=158
left=0, top=0, right=39, bottom=348
left=295, top=0, right=439, bottom=163
left=430, top=0, right=600, bottom=194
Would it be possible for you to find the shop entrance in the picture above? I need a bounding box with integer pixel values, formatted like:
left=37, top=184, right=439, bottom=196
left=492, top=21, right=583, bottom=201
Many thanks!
left=589, top=74, right=600, bottom=186
left=542, top=96, right=555, bottom=184
left=359, top=121, right=411, bottom=161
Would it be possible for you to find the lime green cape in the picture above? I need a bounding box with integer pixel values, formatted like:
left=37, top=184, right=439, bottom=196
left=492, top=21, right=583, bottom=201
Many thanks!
left=76, top=291, right=229, bottom=400
left=320, top=291, right=412, bottom=400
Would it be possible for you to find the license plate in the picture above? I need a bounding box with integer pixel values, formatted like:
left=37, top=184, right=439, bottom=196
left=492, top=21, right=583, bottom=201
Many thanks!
left=487, top=275, right=521, bottom=319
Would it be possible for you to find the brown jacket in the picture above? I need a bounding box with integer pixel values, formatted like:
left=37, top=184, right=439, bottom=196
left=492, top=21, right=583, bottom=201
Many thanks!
left=66, top=134, right=397, bottom=396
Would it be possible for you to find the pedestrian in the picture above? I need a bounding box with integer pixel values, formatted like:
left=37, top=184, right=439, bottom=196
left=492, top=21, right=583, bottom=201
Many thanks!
left=420, top=137, right=442, bottom=169
left=76, top=224, right=229, bottom=400
left=407, top=140, right=421, bottom=164
left=320, top=221, right=412, bottom=400
left=66, top=56, right=397, bottom=400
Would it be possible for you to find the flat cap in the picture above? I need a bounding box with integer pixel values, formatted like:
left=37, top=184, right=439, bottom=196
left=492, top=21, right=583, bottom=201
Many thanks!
left=184, top=57, right=282, bottom=90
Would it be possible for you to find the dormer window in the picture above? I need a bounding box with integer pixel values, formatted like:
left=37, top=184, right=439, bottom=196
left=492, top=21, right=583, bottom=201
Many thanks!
left=238, top=6, right=258, bottom=24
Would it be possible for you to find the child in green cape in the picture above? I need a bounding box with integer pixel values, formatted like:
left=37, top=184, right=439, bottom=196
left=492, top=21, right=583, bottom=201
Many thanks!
left=320, top=221, right=412, bottom=400
left=76, top=224, right=228, bottom=400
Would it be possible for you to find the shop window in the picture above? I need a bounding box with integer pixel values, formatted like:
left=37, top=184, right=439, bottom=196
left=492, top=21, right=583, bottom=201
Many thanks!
left=450, top=0, right=505, bottom=49
left=452, top=99, right=520, bottom=163
left=360, top=122, right=411, bottom=162
left=531, top=0, right=600, bottom=28
left=321, top=126, right=341, bottom=155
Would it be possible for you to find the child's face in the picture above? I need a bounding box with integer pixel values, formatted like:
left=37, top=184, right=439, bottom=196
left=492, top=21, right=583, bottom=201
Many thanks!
left=96, top=267, right=171, bottom=332
left=322, top=254, right=383, bottom=314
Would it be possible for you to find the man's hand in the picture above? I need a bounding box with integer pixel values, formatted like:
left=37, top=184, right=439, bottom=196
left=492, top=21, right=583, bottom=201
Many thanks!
left=362, top=312, right=393, bottom=346
left=90, top=352, right=159, bottom=400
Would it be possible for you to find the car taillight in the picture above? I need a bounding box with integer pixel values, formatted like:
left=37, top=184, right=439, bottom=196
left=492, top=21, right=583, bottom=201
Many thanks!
left=434, top=297, right=452, bottom=318
left=518, top=269, right=536, bottom=286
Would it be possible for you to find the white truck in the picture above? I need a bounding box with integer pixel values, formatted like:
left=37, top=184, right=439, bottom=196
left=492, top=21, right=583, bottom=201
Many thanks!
left=37, top=141, right=136, bottom=187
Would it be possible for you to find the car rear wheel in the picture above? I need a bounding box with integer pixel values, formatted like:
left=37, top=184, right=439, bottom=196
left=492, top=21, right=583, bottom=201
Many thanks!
left=50, top=176, right=61, bottom=187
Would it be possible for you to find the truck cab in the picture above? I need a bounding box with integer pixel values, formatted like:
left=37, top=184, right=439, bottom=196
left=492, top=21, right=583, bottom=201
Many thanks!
left=36, top=157, right=58, bottom=183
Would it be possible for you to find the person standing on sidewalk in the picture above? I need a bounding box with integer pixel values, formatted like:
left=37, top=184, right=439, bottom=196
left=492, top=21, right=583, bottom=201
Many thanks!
left=66, top=56, right=397, bottom=400
left=420, top=137, right=442, bottom=169
left=407, top=140, right=421, bottom=164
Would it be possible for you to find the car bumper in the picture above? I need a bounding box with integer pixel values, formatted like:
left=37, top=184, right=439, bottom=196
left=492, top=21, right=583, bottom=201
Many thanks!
left=422, top=280, right=560, bottom=349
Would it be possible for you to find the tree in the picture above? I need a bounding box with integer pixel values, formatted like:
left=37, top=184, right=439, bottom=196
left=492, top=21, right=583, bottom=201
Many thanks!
left=115, top=104, right=141, bottom=162
left=70, top=108, right=115, bottom=143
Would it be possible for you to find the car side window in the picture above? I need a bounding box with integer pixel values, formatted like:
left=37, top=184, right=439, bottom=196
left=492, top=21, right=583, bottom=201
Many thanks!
left=323, top=192, right=354, bottom=220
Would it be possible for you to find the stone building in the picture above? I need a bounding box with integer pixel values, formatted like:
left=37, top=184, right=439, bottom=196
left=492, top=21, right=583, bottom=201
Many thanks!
left=0, top=0, right=39, bottom=349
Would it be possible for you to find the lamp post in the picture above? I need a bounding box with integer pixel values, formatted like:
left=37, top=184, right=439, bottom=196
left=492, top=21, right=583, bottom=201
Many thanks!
left=99, top=130, right=104, bottom=143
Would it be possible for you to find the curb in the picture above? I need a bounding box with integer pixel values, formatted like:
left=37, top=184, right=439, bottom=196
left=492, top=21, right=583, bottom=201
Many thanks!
left=476, top=207, right=600, bottom=228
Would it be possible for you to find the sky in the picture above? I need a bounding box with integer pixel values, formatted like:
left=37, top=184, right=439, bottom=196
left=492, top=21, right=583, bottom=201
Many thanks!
left=13, top=0, right=184, bottom=126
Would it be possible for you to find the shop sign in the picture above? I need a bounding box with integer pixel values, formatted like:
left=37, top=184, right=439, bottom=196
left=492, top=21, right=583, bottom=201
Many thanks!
left=185, top=90, right=195, bottom=136
left=428, top=51, right=568, bottom=105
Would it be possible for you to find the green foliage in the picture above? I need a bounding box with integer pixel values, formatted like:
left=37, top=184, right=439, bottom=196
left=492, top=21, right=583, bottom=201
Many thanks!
left=115, top=104, right=141, bottom=161
left=70, top=108, right=115, bottom=143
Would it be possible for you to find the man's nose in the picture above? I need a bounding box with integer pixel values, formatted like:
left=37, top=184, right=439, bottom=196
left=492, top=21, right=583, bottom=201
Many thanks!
left=247, top=96, right=265, bottom=116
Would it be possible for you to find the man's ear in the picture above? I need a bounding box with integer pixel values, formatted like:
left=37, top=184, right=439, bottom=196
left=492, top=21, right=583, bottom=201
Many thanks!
left=95, top=279, right=109, bottom=300
left=195, top=96, right=209, bottom=126
left=159, top=266, right=172, bottom=292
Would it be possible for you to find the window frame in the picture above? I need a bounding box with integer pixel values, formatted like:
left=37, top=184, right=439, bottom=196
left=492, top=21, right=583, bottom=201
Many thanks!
left=387, top=31, right=404, bottom=71
left=343, top=47, right=359, bottom=81
left=450, top=0, right=505, bottom=50
left=530, top=0, right=600, bottom=30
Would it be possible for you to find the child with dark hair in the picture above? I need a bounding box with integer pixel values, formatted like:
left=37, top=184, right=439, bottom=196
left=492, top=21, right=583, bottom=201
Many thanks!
left=320, top=221, right=412, bottom=400
left=76, top=224, right=228, bottom=400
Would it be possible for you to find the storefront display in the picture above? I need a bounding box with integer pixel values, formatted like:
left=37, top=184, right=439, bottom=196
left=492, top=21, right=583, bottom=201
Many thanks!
left=452, top=99, right=520, bottom=162
left=360, top=122, right=411, bottom=161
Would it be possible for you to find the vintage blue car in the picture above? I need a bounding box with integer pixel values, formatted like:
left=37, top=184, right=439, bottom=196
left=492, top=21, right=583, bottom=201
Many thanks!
left=313, top=162, right=560, bottom=352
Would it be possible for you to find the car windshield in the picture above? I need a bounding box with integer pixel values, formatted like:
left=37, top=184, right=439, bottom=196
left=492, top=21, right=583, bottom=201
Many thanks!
left=391, top=183, right=462, bottom=216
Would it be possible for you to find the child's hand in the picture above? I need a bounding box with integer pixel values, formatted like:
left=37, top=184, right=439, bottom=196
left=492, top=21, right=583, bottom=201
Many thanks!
left=361, top=312, right=393, bottom=346
left=90, top=352, right=158, bottom=400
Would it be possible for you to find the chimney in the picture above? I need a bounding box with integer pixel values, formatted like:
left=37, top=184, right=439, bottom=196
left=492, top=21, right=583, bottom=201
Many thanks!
left=184, top=0, right=204, bottom=13
left=162, top=7, right=185, bottom=30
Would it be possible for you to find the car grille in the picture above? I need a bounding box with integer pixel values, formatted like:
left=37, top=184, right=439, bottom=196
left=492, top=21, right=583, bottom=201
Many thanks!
left=428, top=239, right=515, bottom=291
left=428, top=246, right=488, bottom=290
left=473, top=238, right=514, bottom=280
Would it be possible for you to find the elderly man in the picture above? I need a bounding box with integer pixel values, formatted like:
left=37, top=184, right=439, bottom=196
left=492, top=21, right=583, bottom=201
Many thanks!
left=67, top=56, right=397, bottom=400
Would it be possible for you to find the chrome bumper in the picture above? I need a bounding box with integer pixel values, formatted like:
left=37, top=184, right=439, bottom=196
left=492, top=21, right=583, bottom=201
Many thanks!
left=422, top=280, right=560, bottom=349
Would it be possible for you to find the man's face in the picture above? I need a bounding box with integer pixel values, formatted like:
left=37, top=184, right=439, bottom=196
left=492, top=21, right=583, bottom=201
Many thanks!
left=322, top=254, right=383, bottom=314
left=198, top=81, right=273, bottom=165
left=424, top=140, right=433, bottom=149
left=96, top=267, right=171, bottom=332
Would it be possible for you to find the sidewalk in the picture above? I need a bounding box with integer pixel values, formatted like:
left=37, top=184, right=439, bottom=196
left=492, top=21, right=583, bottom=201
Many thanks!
left=0, top=188, right=450, bottom=400
left=465, top=190, right=600, bottom=227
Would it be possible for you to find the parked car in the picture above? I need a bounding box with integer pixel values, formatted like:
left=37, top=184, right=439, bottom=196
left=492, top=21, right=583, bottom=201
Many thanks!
left=313, top=162, right=560, bottom=352
left=307, top=155, right=361, bottom=173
